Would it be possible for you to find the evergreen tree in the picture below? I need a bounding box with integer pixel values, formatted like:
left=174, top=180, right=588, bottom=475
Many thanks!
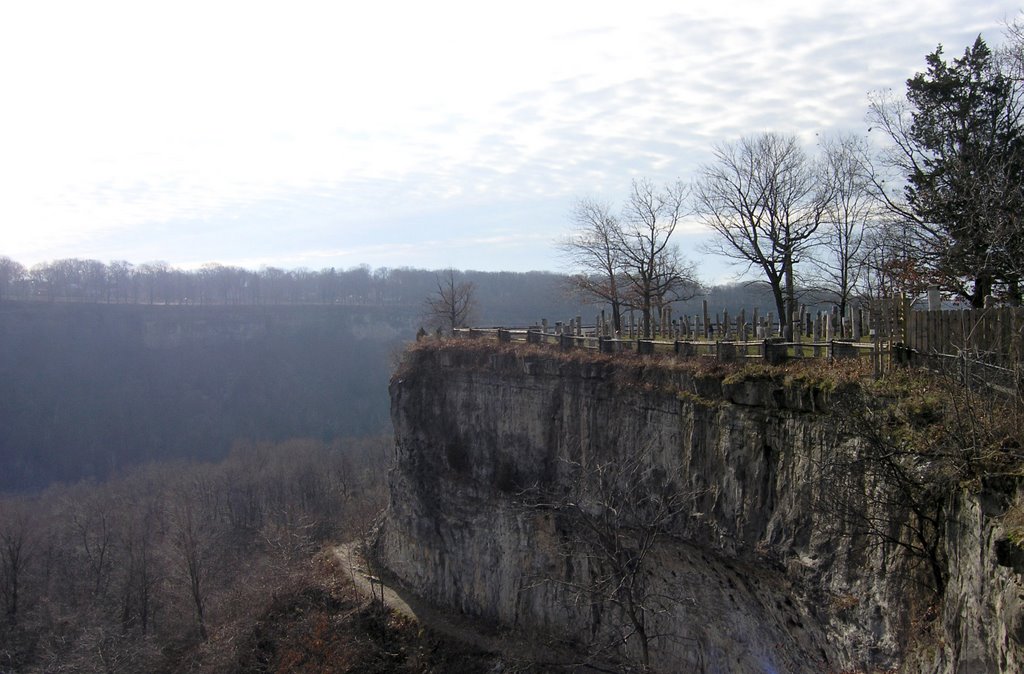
left=902, top=37, right=1024, bottom=305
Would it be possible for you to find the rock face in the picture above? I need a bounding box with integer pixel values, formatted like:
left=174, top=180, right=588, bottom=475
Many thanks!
left=375, top=343, right=1024, bottom=673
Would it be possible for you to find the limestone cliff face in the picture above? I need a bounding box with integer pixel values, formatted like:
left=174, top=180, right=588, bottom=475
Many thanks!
left=375, top=343, right=1023, bottom=673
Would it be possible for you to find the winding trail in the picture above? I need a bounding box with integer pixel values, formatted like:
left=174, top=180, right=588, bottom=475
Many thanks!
left=332, top=543, right=597, bottom=671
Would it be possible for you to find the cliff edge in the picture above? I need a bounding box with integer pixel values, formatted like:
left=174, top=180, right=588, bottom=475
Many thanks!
left=374, top=341, right=1024, bottom=673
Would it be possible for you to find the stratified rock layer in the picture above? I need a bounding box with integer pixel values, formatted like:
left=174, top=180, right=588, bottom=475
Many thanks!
left=376, top=343, right=1023, bottom=673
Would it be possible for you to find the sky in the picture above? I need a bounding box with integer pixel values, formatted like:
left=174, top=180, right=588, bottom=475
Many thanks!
left=0, top=0, right=1020, bottom=280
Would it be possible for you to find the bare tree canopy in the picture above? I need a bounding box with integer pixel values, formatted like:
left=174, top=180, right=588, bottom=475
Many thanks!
left=695, top=132, right=828, bottom=336
left=560, top=179, right=700, bottom=338
left=811, top=133, right=879, bottom=315
left=424, top=269, right=476, bottom=332
left=0, top=257, right=25, bottom=302
left=559, top=198, right=625, bottom=332
left=529, top=448, right=694, bottom=669
left=618, top=178, right=700, bottom=338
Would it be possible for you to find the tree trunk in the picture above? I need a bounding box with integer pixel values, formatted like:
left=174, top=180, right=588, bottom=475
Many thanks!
left=642, top=296, right=652, bottom=339
left=784, top=253, right=796, bottom=340
left=771, top=285, right=786, bottom=337
left=970, top=274, right=993, bottom=309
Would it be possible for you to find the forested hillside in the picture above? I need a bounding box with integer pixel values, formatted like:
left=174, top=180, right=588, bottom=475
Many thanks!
left=0, top=438, right=399, bottom=673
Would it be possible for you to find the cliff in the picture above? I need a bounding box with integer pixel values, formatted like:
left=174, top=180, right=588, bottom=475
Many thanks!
left=375, top=341, right=1024, bottom=673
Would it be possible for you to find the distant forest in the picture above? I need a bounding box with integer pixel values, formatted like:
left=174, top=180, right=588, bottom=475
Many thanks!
left=0, top=256, right=785, bottom=323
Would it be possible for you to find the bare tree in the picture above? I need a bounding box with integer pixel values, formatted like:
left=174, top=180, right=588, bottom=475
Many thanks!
left=0, top=257, right=25, bottom=302
left=424, top=268, right=476, bottom=333
left=67, top=488, right=116, bottom=599
left=618, top=178, right=700, bottom=339
left=119, top=500, right=160, bottom=634
left=169, top=498, right=212, bottom=640
left=810, top=133, right=879, bottom=316
left=106, top=260, right=134, bottom=303
left=818, top=368, right=1024, bottom=598
left=858, top=216, right=931, bottom=303
left=696, top=133, right=828, bottom=338
left=0, top=499, right=35, bottom=624
left=559, top=198, right=626, bottom=333
left=137, top=261, right=171, bottom=305
left=531, top=448, right=693, bottom=670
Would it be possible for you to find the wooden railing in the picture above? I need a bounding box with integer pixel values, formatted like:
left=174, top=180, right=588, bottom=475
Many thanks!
left=452, top=325, right=881, bottom=366
left=450, top=304, right=1023, bottom=392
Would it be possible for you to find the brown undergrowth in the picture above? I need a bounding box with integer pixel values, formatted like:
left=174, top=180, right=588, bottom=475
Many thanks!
left=399, top=337, right=872, bottom=392
left=233, top=551, right=499, bottom=674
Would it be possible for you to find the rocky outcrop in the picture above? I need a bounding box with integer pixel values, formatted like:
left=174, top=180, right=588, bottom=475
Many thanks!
left=375, top=342, right=1024, bottom=673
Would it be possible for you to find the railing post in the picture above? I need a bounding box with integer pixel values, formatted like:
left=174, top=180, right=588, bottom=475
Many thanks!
left=716, top=340, right=738, bottom=362
left=763, top=338, right=788, bottom=365
left=675, top=340, right=695, bottom=358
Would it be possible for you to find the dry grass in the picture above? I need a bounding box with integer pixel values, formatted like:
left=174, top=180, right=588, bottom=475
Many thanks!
left=400, top=337, right=873, bottom=394
left=231, top=551, right=501, bottom=674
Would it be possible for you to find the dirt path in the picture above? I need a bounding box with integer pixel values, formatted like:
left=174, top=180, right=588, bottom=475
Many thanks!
left=332, top=543, right=595, bottom=670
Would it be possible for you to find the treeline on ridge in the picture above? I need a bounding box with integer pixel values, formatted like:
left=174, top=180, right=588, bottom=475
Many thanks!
left=0, top=255, right=792, bottom=325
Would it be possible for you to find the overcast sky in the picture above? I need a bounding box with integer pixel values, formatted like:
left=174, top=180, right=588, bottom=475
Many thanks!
left=0, top=0, right=1019, bottom=279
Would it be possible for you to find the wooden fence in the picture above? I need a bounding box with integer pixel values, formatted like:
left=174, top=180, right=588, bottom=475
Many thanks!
left=448, top=300, right=913, bottom=371
left=449, top=304, right=1022, bottom=393
left=904, top=307, right=1024, bottom=367
left=557, top=300, right=895, bottom=344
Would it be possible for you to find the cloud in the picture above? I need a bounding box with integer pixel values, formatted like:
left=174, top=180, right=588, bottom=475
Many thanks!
left=0, top=0, right=1020, bottom=273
